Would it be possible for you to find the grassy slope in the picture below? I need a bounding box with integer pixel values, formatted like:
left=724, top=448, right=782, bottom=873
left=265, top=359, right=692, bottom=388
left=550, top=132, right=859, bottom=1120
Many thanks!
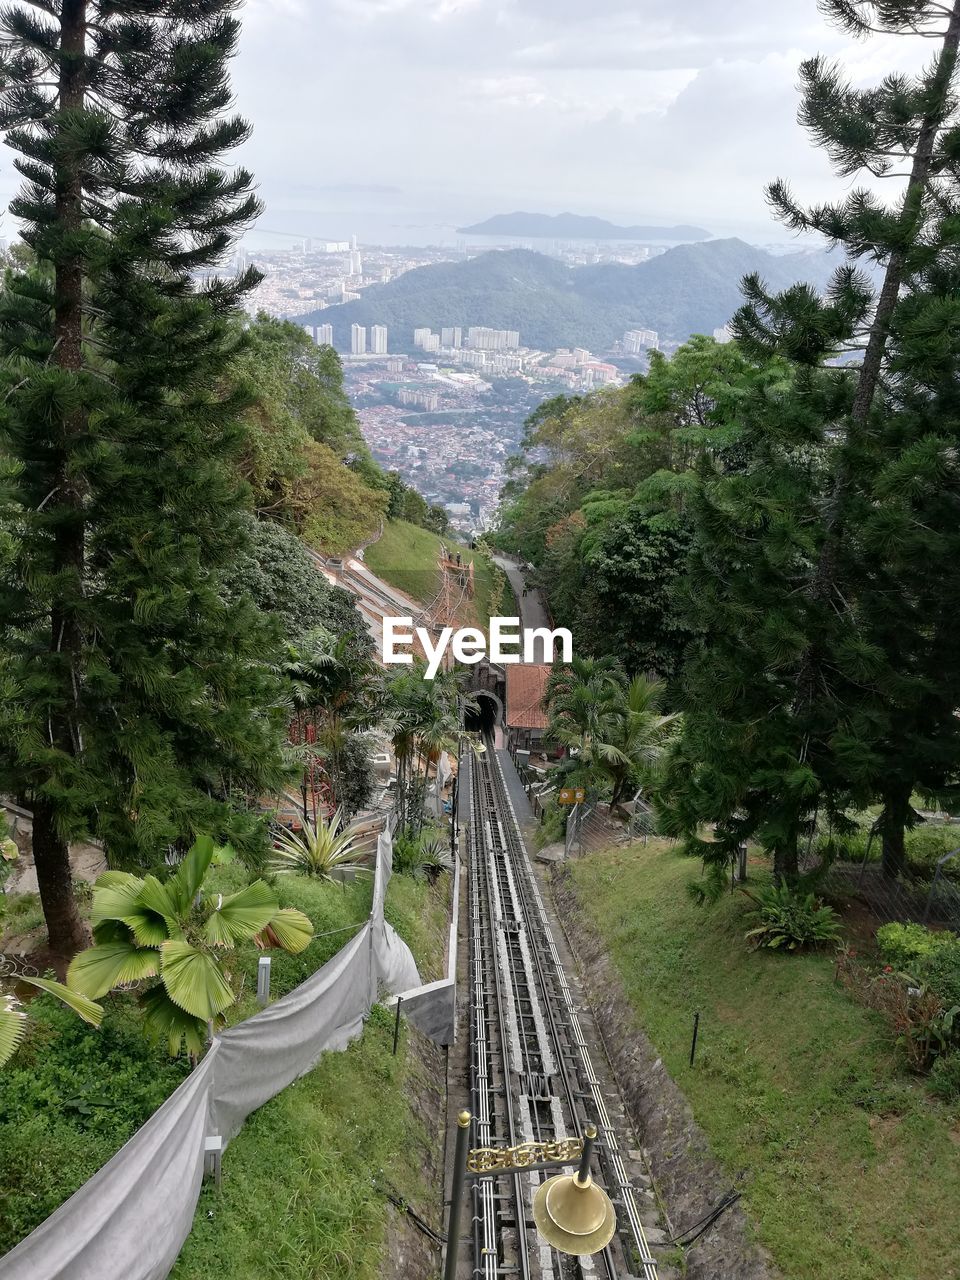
left=570, top=841, right=960, bottom=1280
left=0, top=867, right=448, bottom=1263
left=364, top=518, right=444, bottom=606
left=365, top=517, right=513, bottom=628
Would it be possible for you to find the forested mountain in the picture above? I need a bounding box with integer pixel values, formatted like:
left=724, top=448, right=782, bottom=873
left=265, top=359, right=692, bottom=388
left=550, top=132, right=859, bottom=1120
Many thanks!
left=298, top=240, right=841, bottom=351
left=456, top=211, right=711, bottom=240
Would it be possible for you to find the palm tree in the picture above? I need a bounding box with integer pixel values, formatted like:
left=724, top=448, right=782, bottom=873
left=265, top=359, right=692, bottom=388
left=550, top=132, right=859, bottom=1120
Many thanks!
left=601, top=675, right=679, bottom=810
left=1, top=975, right=103, bottom=1068
left=67, top=836, right=313, bottom=1056
left=284, top=630, right=382, bottom=816
left=545, top=661, right=677, bottom=811
left=384, top=664, right=469, bottom=837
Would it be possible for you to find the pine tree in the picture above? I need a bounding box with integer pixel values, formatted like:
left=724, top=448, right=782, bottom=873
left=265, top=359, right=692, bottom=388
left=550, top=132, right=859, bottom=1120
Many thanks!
left=0, top=1, right=289, bottom=954
left=662, top=2, right=960, bottom=883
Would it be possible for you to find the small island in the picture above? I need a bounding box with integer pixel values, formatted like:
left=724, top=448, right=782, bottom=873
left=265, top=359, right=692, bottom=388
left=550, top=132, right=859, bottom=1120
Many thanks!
left=457, top=211, right=712, bottom=241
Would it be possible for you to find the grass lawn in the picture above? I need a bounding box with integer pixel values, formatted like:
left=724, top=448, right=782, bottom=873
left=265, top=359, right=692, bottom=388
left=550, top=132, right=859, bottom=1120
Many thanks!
left=365, top=517, right=512, bottom=628
left=569, top=841, right=960, bottom=1280
left=364, top=518, right=445, bottom=606
left=0, top=866, right=449, bottom=1263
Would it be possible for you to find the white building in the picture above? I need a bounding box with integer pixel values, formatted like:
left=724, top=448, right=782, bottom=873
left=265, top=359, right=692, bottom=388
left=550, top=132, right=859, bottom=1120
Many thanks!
left=370, top=325, right=388, bottom=354
left=413, top=327, right=433, bottom=348
left=316, top=323, right=333, bottom=345
left=623, top=328, right=660, bottom=354
left=350, top=324, right=366, bottom=355
left=441, top=326, right=462, bottom=349
left=421, top=333, right=441, bottom=354
left=349, top=251, right=362, bottom=276
left=713, top=325, right=734, bottom=344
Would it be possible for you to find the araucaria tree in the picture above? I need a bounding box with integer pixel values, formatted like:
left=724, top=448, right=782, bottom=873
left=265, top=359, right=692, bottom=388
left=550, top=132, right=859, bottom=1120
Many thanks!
left=663, top=0, right=960, bottom=882
left=0, top=1, right=289, bottom=954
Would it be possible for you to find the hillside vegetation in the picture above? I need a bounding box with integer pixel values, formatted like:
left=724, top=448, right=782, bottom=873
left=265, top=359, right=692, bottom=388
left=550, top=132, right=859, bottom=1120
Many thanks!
left=298, top=241, right=841, bottom=352
left=365, top=518, right=510, bottom=628
left=569, top=842, right=960, bottom=1280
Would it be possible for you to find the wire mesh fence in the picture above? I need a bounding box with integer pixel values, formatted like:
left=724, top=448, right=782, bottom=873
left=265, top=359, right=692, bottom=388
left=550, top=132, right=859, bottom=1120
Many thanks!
left=797, top=822, right=960, bottom=931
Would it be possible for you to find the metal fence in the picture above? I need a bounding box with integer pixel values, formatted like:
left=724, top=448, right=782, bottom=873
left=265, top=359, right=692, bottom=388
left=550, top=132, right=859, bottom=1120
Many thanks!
left=797, top=822, right=960, bottom=932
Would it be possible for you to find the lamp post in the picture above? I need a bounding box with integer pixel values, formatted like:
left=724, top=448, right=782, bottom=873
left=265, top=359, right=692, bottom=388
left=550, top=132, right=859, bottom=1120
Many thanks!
left=442, top=1116, right=616, bottom=1278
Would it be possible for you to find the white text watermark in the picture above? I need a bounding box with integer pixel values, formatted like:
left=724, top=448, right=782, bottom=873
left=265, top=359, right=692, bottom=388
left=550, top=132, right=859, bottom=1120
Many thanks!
left=382, top=617, right=573, bottom=679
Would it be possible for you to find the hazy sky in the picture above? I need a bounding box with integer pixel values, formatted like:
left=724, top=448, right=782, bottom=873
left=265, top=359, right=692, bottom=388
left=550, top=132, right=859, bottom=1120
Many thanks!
left=232, top=0, right=932, bottom=245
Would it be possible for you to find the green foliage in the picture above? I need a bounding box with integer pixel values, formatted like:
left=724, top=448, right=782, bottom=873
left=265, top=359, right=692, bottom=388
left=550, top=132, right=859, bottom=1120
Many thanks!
left=0, top=0, right=295, bottom=941
left=0, top=997, right=192, bottom=1256
left=271, top=809, right=374, bottom=882
left=572, top=841, right=960, bottom=1279
left=544, top=658, right=678, bottom=806
left=68, top=836, right=314, bottom=1055
left=742, top=884, right=842, bottom=951
left=391, top=828, right=447, bottom=880
left=876, top=922, right=957, bottom=970
left=928, top=1052, right=960, bottom=1103
left=303, top=241, right=839, bottom=351
left=877, top=923, right=960, bottom=1009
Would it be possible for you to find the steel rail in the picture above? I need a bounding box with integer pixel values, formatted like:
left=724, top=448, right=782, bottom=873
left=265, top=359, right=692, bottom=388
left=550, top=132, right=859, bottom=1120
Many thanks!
left=485, top=743, right=659, bottom=1280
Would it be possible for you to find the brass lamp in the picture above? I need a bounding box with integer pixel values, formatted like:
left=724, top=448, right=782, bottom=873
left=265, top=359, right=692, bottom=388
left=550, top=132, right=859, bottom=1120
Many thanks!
left=532, top=1124, right=617, bottom=1256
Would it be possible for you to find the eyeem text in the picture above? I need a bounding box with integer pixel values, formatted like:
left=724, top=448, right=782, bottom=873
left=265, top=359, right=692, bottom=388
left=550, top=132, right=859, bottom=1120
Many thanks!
left=382, top=616, right=573, bottom=679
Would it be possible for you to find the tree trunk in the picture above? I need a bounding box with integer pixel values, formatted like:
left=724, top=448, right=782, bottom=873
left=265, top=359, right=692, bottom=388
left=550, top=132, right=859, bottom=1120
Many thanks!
left=880, top=781, right=912, bottom=880
left=773, top=826, right=799, bottom=886
left=37, top=0, right=88, bottom=955
left=31, top=800, right=87, bottom=958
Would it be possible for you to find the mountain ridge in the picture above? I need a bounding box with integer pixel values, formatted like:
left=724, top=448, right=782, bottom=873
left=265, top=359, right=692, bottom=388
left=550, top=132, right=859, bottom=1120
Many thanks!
left=457, top=211, right=712, bottom=240
left=295, top=240, right=844, bottom=353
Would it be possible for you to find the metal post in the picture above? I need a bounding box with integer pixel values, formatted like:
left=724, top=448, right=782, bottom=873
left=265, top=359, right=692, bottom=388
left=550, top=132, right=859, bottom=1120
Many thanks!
left=690, top=1011, right=701, bottom=1066
left=393, top=996, right=403, bottom=1055
left=257, top=955, right=271, bottom=1006
left=577, top=1123, right=597, bottom=1184
left=443, top=1110, right=472, bottom=1280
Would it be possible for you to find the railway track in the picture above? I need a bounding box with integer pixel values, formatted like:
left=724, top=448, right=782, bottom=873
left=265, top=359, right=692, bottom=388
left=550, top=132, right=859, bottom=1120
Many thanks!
left=466, top=734, right=659, bottom=1280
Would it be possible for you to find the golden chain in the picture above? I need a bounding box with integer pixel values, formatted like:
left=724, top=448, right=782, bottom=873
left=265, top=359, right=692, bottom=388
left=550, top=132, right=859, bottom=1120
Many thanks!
left=466, top=1137, right=583, bottom=1175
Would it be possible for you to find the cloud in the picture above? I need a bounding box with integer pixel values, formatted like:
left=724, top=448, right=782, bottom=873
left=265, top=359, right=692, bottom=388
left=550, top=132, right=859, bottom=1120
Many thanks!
left=223, top=0, right=938, bottom=239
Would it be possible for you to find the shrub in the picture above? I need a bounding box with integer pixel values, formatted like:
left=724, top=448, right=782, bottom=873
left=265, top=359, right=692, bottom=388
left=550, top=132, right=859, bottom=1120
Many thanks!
left=876, top=923, right=960, bottom=1006
left=743, top=884, right=842, bottom=951
left=929, top=1052, right=960, bottom=1102
left=391, top=829, right=448, bottom=880
left=876, top=921, right=953, bottom=968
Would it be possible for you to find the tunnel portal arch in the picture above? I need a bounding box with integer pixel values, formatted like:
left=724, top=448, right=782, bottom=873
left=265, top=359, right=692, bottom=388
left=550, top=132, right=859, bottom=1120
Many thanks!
left=464, top=689, right=503, bottom=735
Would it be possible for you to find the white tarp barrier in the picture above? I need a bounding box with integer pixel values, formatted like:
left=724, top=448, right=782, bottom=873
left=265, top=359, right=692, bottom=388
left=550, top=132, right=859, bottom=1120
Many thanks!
left=210, top=923, right=376, bottom=1143
left=0, top=822, right=423, bottom=1280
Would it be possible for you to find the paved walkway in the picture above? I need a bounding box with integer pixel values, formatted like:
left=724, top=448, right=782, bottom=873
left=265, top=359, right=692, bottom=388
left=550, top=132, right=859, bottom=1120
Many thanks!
left=491, top=555, right=551, bottom=630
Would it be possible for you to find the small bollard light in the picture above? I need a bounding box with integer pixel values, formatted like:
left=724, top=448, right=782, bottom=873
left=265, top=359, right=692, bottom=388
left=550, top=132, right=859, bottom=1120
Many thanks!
left=204, top=1135, right=223, bottom=1188
left=257, top=955, right=272, bottom=1006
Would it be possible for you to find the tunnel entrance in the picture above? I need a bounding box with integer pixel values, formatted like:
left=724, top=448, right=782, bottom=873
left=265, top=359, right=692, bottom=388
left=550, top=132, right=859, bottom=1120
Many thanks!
left=464, top=690, right=501, bottom=735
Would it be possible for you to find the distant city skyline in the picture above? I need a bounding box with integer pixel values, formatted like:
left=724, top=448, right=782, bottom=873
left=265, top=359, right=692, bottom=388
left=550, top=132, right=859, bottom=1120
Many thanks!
left=224, top=0, right=931, bottom=250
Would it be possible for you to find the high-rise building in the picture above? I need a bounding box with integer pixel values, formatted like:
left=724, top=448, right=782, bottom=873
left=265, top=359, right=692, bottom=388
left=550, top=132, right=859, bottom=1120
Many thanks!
left=422, top=333, right=441, bottom=353
left=713, top=325, right=734, bottom=345
left=466, top=326, right=520, bottom=351
left=441, top=326, right=462, bottom=349
left=370, top=325, right=388, bottom=354
left=623, top=328, right=659, bottom=354
left=349, top=250, right=362, bottom=276
left=351, top=324, right=366, bottom=355
left=413, top=328, right=433, bottom=348
left=316, top=323, right=333, bottom=345
left=350, top=232, right=358, bottom=251
left=573, top=347, right=590, bottom=364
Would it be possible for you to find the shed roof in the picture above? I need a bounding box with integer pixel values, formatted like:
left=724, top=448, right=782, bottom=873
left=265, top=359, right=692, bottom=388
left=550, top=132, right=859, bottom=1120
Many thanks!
left=505, top=663, right=551, bottom=730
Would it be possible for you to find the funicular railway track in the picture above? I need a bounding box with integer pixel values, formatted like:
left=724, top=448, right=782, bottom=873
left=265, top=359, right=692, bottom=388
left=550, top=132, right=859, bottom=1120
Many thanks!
left=467, top=734, right=658, bottom=1280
